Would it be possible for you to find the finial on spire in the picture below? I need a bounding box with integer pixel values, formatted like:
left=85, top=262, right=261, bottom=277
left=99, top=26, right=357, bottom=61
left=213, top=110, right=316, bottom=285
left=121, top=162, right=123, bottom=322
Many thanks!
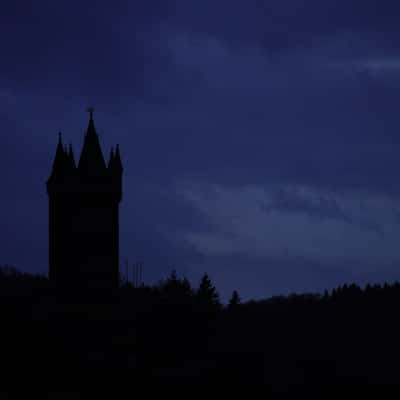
left=58, top=132, right=62, bottom=143
left=87, top=107, right=94, bottom=120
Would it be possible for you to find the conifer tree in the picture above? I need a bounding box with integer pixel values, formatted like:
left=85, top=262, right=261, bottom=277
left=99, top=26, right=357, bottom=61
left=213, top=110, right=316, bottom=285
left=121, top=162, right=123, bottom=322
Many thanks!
left=196, top=273, right=221, bottom=311
left=228, top=290, right=241, bottom=309
left=160, top=270, right=193, bottom=304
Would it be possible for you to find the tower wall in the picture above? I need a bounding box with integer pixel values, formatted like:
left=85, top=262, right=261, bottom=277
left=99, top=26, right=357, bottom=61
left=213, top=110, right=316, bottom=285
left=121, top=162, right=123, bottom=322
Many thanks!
left=47, top=115, right=122, bottom=290
left=48, top=192, right=120, bottom=289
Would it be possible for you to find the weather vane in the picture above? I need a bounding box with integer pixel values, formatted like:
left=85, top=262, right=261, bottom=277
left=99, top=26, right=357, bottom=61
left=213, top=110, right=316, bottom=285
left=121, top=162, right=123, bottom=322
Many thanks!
left=87, top=107, right=94, bottom=120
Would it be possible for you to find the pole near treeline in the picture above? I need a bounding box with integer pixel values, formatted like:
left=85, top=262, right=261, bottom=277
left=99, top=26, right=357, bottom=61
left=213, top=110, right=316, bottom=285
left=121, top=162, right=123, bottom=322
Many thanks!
left=121, top=260, right=144, bottom=287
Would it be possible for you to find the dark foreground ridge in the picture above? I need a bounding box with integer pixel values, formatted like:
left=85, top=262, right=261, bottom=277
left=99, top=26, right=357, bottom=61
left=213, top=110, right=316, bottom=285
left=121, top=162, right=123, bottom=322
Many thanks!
left=1, top=266, right=400, bottom=386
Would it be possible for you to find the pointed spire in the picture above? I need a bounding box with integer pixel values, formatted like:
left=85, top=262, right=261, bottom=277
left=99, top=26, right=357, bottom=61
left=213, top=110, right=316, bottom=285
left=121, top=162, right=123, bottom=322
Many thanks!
left=57, top=133, right=66, bottom=158
left=68, top=144, right=76, bottom=169
left=114, top=144, right=123, bottom=171
left=86, top=107, right=96, bottom=137
left=57, top=131, right=63, bottom=149
left=49, top=132, right=68, bottom=180
left=111, top=144, right=123, bottom=202
left=108, top=147, right=115, bottom=168
left=78, top=109, right=106, bottom=176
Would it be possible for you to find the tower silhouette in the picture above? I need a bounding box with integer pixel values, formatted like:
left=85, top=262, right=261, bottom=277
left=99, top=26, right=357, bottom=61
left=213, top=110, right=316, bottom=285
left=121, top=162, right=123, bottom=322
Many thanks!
left=46, top=110, right=123, bottom=289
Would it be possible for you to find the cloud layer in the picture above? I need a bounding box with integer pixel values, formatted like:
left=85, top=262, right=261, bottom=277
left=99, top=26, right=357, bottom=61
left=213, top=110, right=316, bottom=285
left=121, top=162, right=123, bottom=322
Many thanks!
left=2, top=1, right=400, bottom=299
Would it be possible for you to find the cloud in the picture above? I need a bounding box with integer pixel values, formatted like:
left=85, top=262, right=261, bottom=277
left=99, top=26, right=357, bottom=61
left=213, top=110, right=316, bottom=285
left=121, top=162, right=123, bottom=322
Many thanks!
left=176, top=182, right=400, bottom=291
left=169, top=0, right=400, bottom=55
left=260, top=185, right=384, bottom=234
left=360, top=59, right=400, bottom=72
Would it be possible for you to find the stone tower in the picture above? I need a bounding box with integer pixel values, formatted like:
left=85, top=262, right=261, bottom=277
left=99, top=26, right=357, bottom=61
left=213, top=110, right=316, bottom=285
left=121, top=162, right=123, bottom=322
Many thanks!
left=46, top=110, right=123, bottom=289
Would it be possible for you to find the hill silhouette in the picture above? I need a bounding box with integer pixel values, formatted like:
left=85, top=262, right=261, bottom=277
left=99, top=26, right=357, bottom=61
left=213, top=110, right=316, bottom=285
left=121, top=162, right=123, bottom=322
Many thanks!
left=1, top=265, right=400, bottom=387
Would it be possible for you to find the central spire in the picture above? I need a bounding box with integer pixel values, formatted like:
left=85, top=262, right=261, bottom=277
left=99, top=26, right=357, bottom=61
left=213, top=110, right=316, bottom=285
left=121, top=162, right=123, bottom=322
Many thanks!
left=88, top=107, right=94, bottom=119
left=78, top=109, right=106, bottom=175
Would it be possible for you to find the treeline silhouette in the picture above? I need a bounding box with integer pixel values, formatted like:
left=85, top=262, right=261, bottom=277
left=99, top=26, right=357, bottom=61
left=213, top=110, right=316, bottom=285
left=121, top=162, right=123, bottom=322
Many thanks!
left=1, top=264, right=400, bottom=385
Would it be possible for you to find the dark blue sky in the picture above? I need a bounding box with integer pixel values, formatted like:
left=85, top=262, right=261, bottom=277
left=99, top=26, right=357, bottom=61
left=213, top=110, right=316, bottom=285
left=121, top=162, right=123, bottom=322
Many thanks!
left=2, top=0, right=400, bottom=300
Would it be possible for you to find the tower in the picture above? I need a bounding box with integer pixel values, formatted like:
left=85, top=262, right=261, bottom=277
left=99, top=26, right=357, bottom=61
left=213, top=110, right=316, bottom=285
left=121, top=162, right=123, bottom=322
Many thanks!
left=46, top=110, right=123, bottom=289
